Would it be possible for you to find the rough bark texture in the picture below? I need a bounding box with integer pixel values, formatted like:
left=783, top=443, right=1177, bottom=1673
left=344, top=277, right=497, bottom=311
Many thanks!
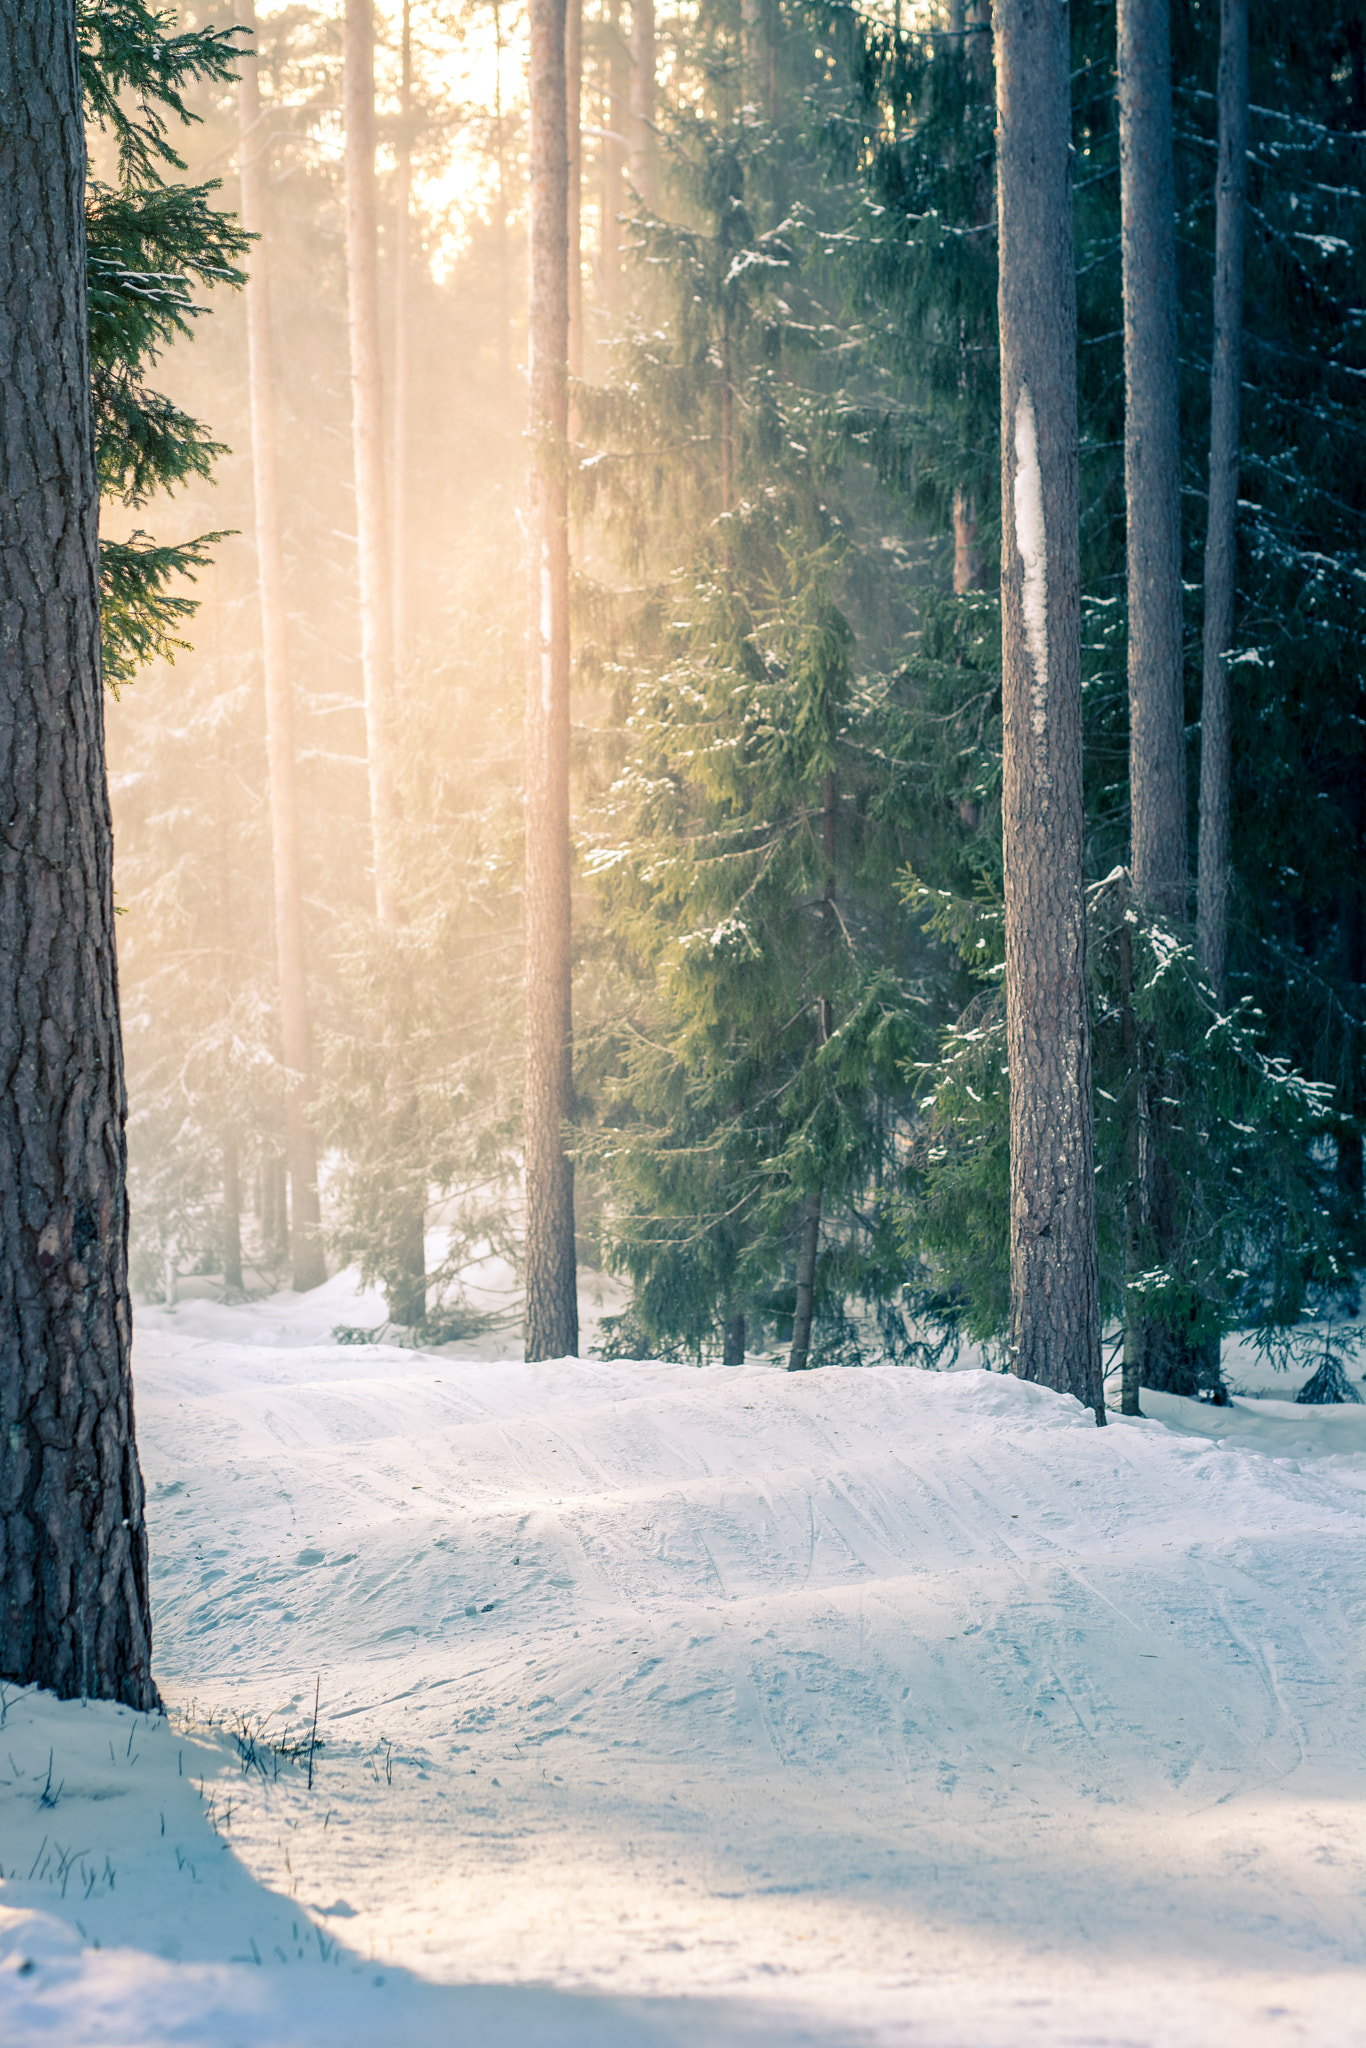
left=1196, top=0, right=1247, bottom=1006
left=392, top=0, right=412, bottom=670
left=1119, top=0, right=1187, bottom=918
left=722, top=1313, right=746, bottom=1365
left=629, top=0, right=657, bottom=208
left=0, top=0, right=158, bottom=1705
left=994, top=0, right=1104, bottom=1422
left=525, top=0, right=579, bottom=1361
left=344, top=0, right=400, bottom=928
left=239, top=0, right=325, bottom=1293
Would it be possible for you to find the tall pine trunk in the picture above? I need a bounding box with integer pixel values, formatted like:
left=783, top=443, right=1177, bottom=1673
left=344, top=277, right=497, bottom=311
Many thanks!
left=994, top=0, right=1104, bottom=1422
left=344, top=0, right=401, bottom=928
left=1119, top=0, right=1186, bottom=918
left=630, top=0, right=656, bottom=208
left=600, top=0, right=628, bottom=306
left=0, top=0, right=158, bottom=1705
left=392, top=0, right=413, bottom=670
left=239, top=0, right=326, bottom=1293
left=222, top=1129, right=244, bottom=1294
left=525, top=0, right=579, bottom=1360
left=1196, top=0, right=1248, bottom=1006
left=494, top=0, right=513, bottom=390
left=566, top=0, right=584, bottom=380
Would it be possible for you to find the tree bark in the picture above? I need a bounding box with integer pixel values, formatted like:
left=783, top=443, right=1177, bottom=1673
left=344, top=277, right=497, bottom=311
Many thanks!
left=1196, top=0, right=1247, bottom=1006
left=994, top=0, right=1104, bottom=1422
left=952, top=487, right=983, bottom=592
left=566, top=0, right=584, bottom=381
left=600, top=0, right=628, bottom=306
left=722, top=1312, right=746, bottom=1364
left=788, top=773, right=837, bottom=1374
left=1119, top=0, right=1187, bottom=919
left=629, top=0, right=657, bottom=208
left=0, top=0, right=158, bottom=1706
left=525, top=0, right=579, bottom=1361
left=238, top=0, right=326, bottom=1293
left=392, top=0, right=413, bottom=671
left=344, top=0, right=401, bottom=928
left=494, top=0, right=513, bottom=390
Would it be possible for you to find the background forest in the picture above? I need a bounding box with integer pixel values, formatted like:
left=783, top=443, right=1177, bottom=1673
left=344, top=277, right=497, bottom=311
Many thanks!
left=110, top=0, right=1365, bottom=1391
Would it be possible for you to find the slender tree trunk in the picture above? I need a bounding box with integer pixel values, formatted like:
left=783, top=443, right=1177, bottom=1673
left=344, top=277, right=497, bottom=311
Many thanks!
left=567, top=0, right=584, bottom=380
left=525, top=0, right=580, bottom=1360
left=0, top=0, right=157, bottom=1706
left=719, top=303, right=734, bottom=517
left=788, top=773, right=837, bottom=1374
left=494, top=0, right=513, bottom=391
left=392, top=0, right=413, bottom=671
left=629, top=0, right=656, bottom=207
left=1119, top=920, right=1143, bottom=1415
left=952, top=487, right=983, bottom=592
left=1196, top=0, right=1247, bottom=1006
left=239, top=0, right=326, bottom=1292
left=993, top=0, right=1104, bottom=1422
left=344, top=0, right=401, bottom=927
left=722, top=1312, right=747, bottom=1364
left=601, top=0, right=627, bottom=306
left=222, top=1130, right=244, bottom=1294
left=1119, top=0, right=1186, bottom=919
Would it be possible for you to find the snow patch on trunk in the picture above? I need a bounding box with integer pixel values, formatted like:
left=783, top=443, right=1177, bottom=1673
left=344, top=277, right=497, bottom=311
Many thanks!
left=1013, top=385, right=1049, bottom=741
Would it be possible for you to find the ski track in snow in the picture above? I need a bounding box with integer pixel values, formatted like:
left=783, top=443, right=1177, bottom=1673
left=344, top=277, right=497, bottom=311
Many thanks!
left=2, top=1281, right=1364, bottom=2045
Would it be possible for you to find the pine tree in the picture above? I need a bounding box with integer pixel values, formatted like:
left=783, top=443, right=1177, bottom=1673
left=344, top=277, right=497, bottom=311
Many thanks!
left=1, top=0, right=157, bottom=1706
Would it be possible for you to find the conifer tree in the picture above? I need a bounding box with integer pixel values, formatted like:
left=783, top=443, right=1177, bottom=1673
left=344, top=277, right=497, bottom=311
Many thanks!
left=993, top=0, right=1103, bottom=1418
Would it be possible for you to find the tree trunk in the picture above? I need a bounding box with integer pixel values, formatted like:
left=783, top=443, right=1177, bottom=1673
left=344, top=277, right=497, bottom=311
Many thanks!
left=952, top=487, right=983, bottom=592
left=601, top=0, right=627, bottom=306
left=0, top=1, right=157, bottom=1708
left=722, top=1312, right=746, bottom=1364
left=222, top=1129, right=244, bottom=1294
left=788, top=774, right=837, bottom=1374
left=1196, top=0, right=1247, bottom=1006
left=994, top=0, right=1104, bottom=1422
left=566, top=0, right=584, bottom=381
left=525, top=0, right=579, bottom=1361
left=239, top=0, right=326, bottom=1293
left=629, top=0, right=656, bottom=208
left=1119, top=0, right=1187, bottom=919
left=392, top=0, right=413, bottom=671
left=344, top=0, right=401, bottom=928
left=1119, top=920, right=1143, bottom=1415
left=494, top=0, right=513, bottom=390
left=742, top=0, right=776, bottom=123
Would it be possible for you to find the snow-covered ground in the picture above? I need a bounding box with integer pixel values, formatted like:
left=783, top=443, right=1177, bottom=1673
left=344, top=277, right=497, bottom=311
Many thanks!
left=2, top=1275, right=1363, bottom=2046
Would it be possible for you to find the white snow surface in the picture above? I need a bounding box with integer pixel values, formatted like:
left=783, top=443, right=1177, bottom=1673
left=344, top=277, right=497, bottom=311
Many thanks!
left=2, top=1277, right=1364, bottom=2046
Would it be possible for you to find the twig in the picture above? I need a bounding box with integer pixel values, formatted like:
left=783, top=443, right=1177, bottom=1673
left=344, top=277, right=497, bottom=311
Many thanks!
left=306, top=1676, right=320, bottom=1792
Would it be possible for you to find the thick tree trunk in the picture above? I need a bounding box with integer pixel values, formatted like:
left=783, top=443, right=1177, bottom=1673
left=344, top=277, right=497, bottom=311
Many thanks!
left=1196, top=0, right=1247, bottom=1006
left=525, top=0, right=579, bottom=1361
left=787, top=1194, right=822, bottom=1371
left=601, top=0, right=628, bottom=306
left=566, top=0, right=584, bottom=380
left=742, top=0, right=776, bottom=123
left=0, top=1, right=157, bottom=1706
left=392, top=0, right=413, bottom=671
left=722, top=1312, right=747, bottom=1364
left=1119, top=0, right=1187, bottom=919
left=239, top=0, right=326, bottom=1292
left=994, top=0, right=1104, bottom=1422
left=629, top=0, right=656, bottom=208
left=344, top=0, right=401, bottom=928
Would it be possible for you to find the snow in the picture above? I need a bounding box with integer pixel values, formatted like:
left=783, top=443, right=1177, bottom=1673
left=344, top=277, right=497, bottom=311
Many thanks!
left=1012, top=385, right=1050, bottom=743
left=2, top=1276, right=1364, bottom=2045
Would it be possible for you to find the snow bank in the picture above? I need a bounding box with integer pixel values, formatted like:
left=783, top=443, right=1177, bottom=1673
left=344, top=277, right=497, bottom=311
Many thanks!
left=2, top=1303, right=1363, bottom=2045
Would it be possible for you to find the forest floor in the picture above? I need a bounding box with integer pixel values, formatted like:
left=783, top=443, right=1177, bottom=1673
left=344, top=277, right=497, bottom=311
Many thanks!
left=1, top=1269, right=1364, bottom=2046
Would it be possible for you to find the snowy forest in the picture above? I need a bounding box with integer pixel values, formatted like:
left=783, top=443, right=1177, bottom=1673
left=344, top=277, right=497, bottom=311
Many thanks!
left=0, top=0, right=1364, bottom=2042
left=98, top=0, right=1366, bottom=1401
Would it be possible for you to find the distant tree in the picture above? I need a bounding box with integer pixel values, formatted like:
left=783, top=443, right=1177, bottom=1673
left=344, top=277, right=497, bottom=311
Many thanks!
left=0, top=0, right=157, bottom=1705
left=993, top=0, right=1103, bottom=1419
left=237, top=0, right=325, bottom=1292
left=525, top=0, right=580, bottom=1359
